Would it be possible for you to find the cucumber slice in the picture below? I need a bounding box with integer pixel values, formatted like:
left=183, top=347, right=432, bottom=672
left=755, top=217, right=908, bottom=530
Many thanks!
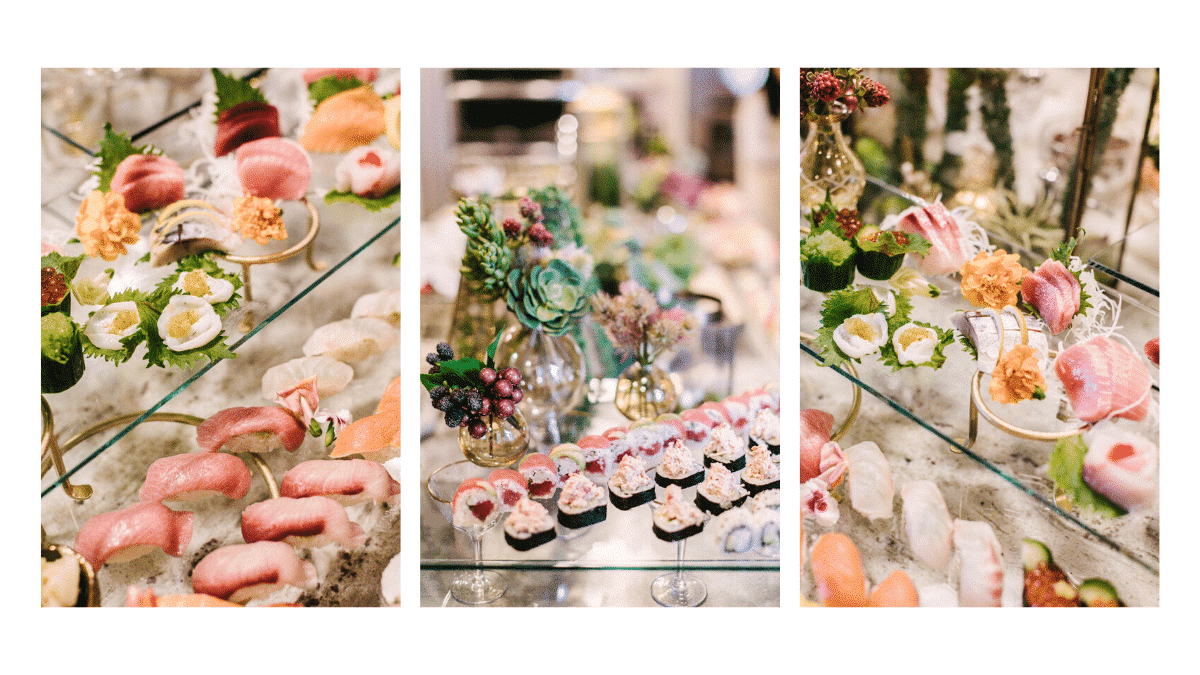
left=1021, top=538, right=1053, bottom=571
left=1078, top=578, right=1124, bottom=607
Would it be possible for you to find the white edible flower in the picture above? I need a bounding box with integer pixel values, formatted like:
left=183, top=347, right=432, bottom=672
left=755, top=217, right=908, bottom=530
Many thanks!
left=832, top=312, right=889, bottom=359
left=73, top=270, right=112, bottom=306
left=172, top=269, right=235, bottom=304
left=892, top=322, right=938, bottom=365
left=83, top=300, right=141, bottom=350
left=157, top=295, right=222, bottom=351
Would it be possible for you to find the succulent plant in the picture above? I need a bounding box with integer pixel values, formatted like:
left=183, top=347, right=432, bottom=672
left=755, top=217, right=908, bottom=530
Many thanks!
left=506, top=259, right=590, bottom=336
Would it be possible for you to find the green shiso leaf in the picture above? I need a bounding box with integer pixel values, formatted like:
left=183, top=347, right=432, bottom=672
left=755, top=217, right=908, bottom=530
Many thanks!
left=815, top=286, right=884, bottom=367
left=212, top=68, right=268, bottom=119
left=800, top=230, right=854, bottom=265
left=1048, top=434, right=1125, bottom=518
left=41, top=252, right=87, bottom=285
left=308, top=74, right=367, bottom=106
left=957, top=330, right=979, bottom=359
left=856, top=229, right=932, bottom=258
left=323, top=185, right=401, bottom=212
left=93, top=123, right=159, bottom=192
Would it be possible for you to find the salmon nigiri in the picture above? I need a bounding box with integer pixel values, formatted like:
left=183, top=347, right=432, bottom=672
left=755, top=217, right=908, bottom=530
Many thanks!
left=74, top=502, right=193, bottom=571
left=192, top=541, right=318, bottom=603
left=810, top=532, right=868, bottom=607
left=127, top=586, right=242, bottom=607
left=138, top=452, right=253, bottom=504
left=330, top=408, right=400, bottom=459
left=869, top=570, right=921, bottom=607
left=300, top=85, right=385, bottom=153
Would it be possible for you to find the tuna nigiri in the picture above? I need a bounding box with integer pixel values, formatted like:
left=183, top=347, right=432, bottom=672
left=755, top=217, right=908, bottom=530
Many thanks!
left=73, top=502, right=193, bottom=571
left=280, top=458, right=400, bottom=506
left=300, top=85, right=385, bottom=153
left=235, top=137, right=311, bottom=201
left=1020, top=259, right=1081, bottom=335
left=138, top=452, right=252, bottom=504
left=797, top=408, right=835, bottom=484
left=810, top=532, right=868, bottom=607
left=109, top=154, right=185, bottom=213
left=241, top=496, right=367, bottom=549
left=192, top=541, right=319, bottom=603
left=196, top=406, right=308, bottom=454
left=1054, top=336, right=1152, bottom=422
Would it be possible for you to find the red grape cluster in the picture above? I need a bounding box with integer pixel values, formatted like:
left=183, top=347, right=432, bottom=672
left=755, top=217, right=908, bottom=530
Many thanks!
left=426, top=343, right=525, bottom=439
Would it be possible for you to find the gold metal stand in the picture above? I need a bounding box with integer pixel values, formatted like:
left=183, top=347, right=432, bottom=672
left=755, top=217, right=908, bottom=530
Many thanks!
left=956, top=369, right=1089, bottom=452
left=798, top=332, right=862, bottom=442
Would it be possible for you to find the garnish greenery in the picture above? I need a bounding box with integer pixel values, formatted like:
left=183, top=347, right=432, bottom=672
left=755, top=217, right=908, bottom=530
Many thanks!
left=212, top=68, right=268, bottom=119
left=93, top=123, right=159, bottom=192
left=1048, top=434, right=1125, bottom=518
left=41, top=252, right=87, bottom=285
left=78, top=288, right=152, bottom=364
left=150, top=252, right=244, bottom=317
left=308, top=75, right=367, bottom=107
left=856, top=228, right=932, bottom=258
left=815, top=286, right=888, bottom=368
left=877, top=320, right=955, bottom=371
left=324, top=184, right=401, bottom=212
left=1049, top=234, right=1092, bottom=316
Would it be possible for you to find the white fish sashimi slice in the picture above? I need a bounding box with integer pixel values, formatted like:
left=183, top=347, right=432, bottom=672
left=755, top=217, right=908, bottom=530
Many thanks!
left=843, top=441, right=894, bottom=521
left=351, top=289, right=402, bottom=326
left=260, top=355, right=355, bottom=400
left=953, top=519, right=1004, bottom=607
left=192, top=541, right=318, bottom=603
left=901, top=480, right=954, bottom=571
left=303, top=317, right=396, bottom=363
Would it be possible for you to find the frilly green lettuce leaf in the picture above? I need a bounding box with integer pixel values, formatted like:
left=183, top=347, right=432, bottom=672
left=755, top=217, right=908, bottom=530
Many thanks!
left=323, top=185, right=401, bottom=212
left=1048, top=434, right=1126, bottom=518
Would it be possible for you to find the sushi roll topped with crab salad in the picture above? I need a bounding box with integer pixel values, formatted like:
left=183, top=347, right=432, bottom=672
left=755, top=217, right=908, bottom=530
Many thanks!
left=503, top=497, right=556, bottom=552
left=557, top=474, right=608, bottom=529
left=696, top=463, right=749, bottom=516
left=652, top=485, right=706, bottom=542
left=608, top=454, right=656, bottom=510
left=702, top=423, right=747, bottom=472
left=749, top=409, right=780, bottom=455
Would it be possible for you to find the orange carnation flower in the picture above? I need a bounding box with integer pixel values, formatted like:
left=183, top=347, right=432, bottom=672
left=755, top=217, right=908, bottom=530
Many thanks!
left=959, top=250, right=1027, bottom=310
left=231, top=194, right=287, bottom=245
left=989, top=344, right=1046, bottom=404
left=75, top=190, right=141, bottom=261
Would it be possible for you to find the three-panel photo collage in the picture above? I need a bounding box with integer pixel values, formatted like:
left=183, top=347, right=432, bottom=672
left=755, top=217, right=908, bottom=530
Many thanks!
left=40, top=67, right=1160, bottom=624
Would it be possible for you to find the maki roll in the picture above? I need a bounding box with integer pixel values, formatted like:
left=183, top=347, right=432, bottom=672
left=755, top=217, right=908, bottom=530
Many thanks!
left=41, top=312, right=85, bottom=394
left=451, top=478, right=499, bottom=529
left=487, top=469, right=528, bottom=512
left=503, top=497, right=556, bottom=551
left=549, top=444, right=586, bottom=483
left=655, top=439, right=704, bottom=489
left=741, top=447, right=781, bottom=496
left=518, top=453, right=559, bottom=499
left=752, top=508, right=781, bottom=556
left=557, top=474, right=608, bottom=529
left=578, top=435, right=616, bottom=481
left=702, top=423, right=747, bottom=472
left=750, top=488, right=781, bottom=513
left=695, top=463, right=749, bottom=516
left=749, top=409, right=780, bottom=455
left=854, top=225, right=929, bottom=281
left=719, top=398, right=751, bottom=437
left=607, top=454, right=656, bottom=510
left=710, top=507, right=755, bottom=554
left=652, top=485, right=706, bottom=542
left=680, top=408, right=718, bottom=447
left=626, top=421, right=666, bottom=468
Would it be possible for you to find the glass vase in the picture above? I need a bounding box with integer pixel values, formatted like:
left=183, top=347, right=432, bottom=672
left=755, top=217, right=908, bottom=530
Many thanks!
left=446, top=275, right=502, bottom=363
left=493, top=322, right=587, bottom=447
left=799, top=104, right=866, bottom=212
left=614, top=362, right=677, bottom=422
left=459, top=409, right=529, bottom=468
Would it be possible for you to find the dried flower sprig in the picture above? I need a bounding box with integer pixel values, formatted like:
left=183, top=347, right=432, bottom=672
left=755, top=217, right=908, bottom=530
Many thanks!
left=591, top=281, right=696, bottom=367
left=800, top=69, right=890, bottom=122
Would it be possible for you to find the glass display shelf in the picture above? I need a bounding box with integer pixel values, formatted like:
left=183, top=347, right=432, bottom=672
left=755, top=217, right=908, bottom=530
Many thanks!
left=40, top=68, right=403, bottom=498
left=1088, top=219, right=1159, bottom=302
left=420, top=405, right=781, bottom=607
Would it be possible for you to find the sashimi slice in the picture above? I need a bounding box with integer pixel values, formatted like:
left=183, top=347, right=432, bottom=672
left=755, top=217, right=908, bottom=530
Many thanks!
left=280, top=458, right=400, bottom=506
left=241, top=496, right=367, bottom=549
left=330, top=408, right=400, bottom=458
left=1081, top=422, right=1157, bottom=512
left=73, top=502, right=193, bottom=571
left=235, top=137, right=311, bottom=201
left=303, top=68, right=379, bottom=85
left=191, top=541, right=318, bottom=603
left=196, top=406, right=307, bottom=453
left=1021, top=259, right=1080, bottom=335
left=797, top=409, right=835, bottom=483
left=214, top=100, right=281, bottom=157
left=300, top=85, right=385, bottom=153
left=138, top=452, right=252, bottom=503
left=127, top=586, right=241, bottom=607
left=895, top=201, right=969, bottom=275
left=109, top=154, right=185, bottom=213
left=810, top=532, right=868, bottom=607
left=1055, top=336, right=1151, bottom=422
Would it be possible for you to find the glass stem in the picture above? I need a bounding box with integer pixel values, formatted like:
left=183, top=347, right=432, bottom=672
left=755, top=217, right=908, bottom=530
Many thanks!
left=472, top=528, right=484, bottom=583
left=672, top=538, right=687, bottom=592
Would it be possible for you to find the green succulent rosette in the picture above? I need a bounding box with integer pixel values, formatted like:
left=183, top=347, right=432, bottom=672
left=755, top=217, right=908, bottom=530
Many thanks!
left=506, top=259, right=591, bottom=336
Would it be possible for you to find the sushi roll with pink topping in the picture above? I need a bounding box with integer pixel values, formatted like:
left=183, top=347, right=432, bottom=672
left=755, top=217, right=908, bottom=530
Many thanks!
left=549, top=444, right=586, bottom=482
left=695, top=463, right=749, bottom=516
left=626, top=421, right=666, bottom=467
left=680, top=408, right=717, bottom=445
left=607, top=454, right=656, bottom=510
left=503, top=497, right=556, bottom=551
left=655, top=439, right=704, bottom=489
left=518, top=453, right=559, bottom=499
left=702, top=423, right=747, bottom=472
left=138, top=452, right=252, bottom=504
left=577, top=435, right=616, bottom=480
left=451, top=478, right=499, bottom=529
left=720, top=398, right=751, bottom=436
left=652, top=485, right=706, bottom=542
left=557, top=474, right=608, bottom=529
left=488, top=469, right=529, bottom=512
left=741, top=447, right=781, bottom=496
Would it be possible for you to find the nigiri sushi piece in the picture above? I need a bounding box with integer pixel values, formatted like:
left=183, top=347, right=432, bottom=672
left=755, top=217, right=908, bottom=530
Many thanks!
left=894, top=200, right=969, bottom=275
left=73, top=502, right=193, bottom=571
left=810, top=532, right=868, bottom=607
left=127, top=586, right=242, bottom=607
left=1020, top=259, right=1081, bottom=335
left=1081, top=422, right=1158, bottom=512
left=452, top=478, right=499, bottom=529
left=303, top=68, right=379, bottom=85
left=261, top=355, right=354, bottom=401
left=280, top=458, right=401, bottom=506
left=329, top=408, right=400, bottom=459
left=300, top=85, right=385, bottom=153
left=214, top=100, right=281, bottom=157
left=900, top=480, right=954, bottom=571
left=241, top=496, right=367, bottom=549
left=1144, top=337, right=1159, bottom=366
left=869, top=570, right=921, bottom=607
left=518, top=453, right=559, bottom=499
left=235, top=137, right=311, bottom=201
left=303, top=317, right=396, bottom=363
left=953, top=519, right=1004, bottom=607
left=196, top=406, right=307, bottom=454
left=376, top=373, right=402, bottom=413
left=109, top=154, right=185, bottom=213
left=192, top=541, right=319, bottom=603
left=138, top=452, right=252, bottom=504
left=844, top=441, right=894, bottom=521
left=488, top=469, right=528, bottom=512
left=797, top=409, right=836, bottom=484
left=334, top=146, right=401, bottom=199
left=1054, top=336, right=1152, bottom=422
left=352, top=289, right=402, bottom=327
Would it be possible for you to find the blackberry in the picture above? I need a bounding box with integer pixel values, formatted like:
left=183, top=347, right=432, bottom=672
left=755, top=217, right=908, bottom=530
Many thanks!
left=426, top=353, right=440, bottom=366
left=448, top=388, right=468, bottom=406
left=465, top=389, right=484, bottom=413
left=444, top=409, right=465, bottom=428
left=428, top=385, right=449, bottom=401
left=436, top=342, right=455, bottom=361
left=432, top=396, right=452, bottom=412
